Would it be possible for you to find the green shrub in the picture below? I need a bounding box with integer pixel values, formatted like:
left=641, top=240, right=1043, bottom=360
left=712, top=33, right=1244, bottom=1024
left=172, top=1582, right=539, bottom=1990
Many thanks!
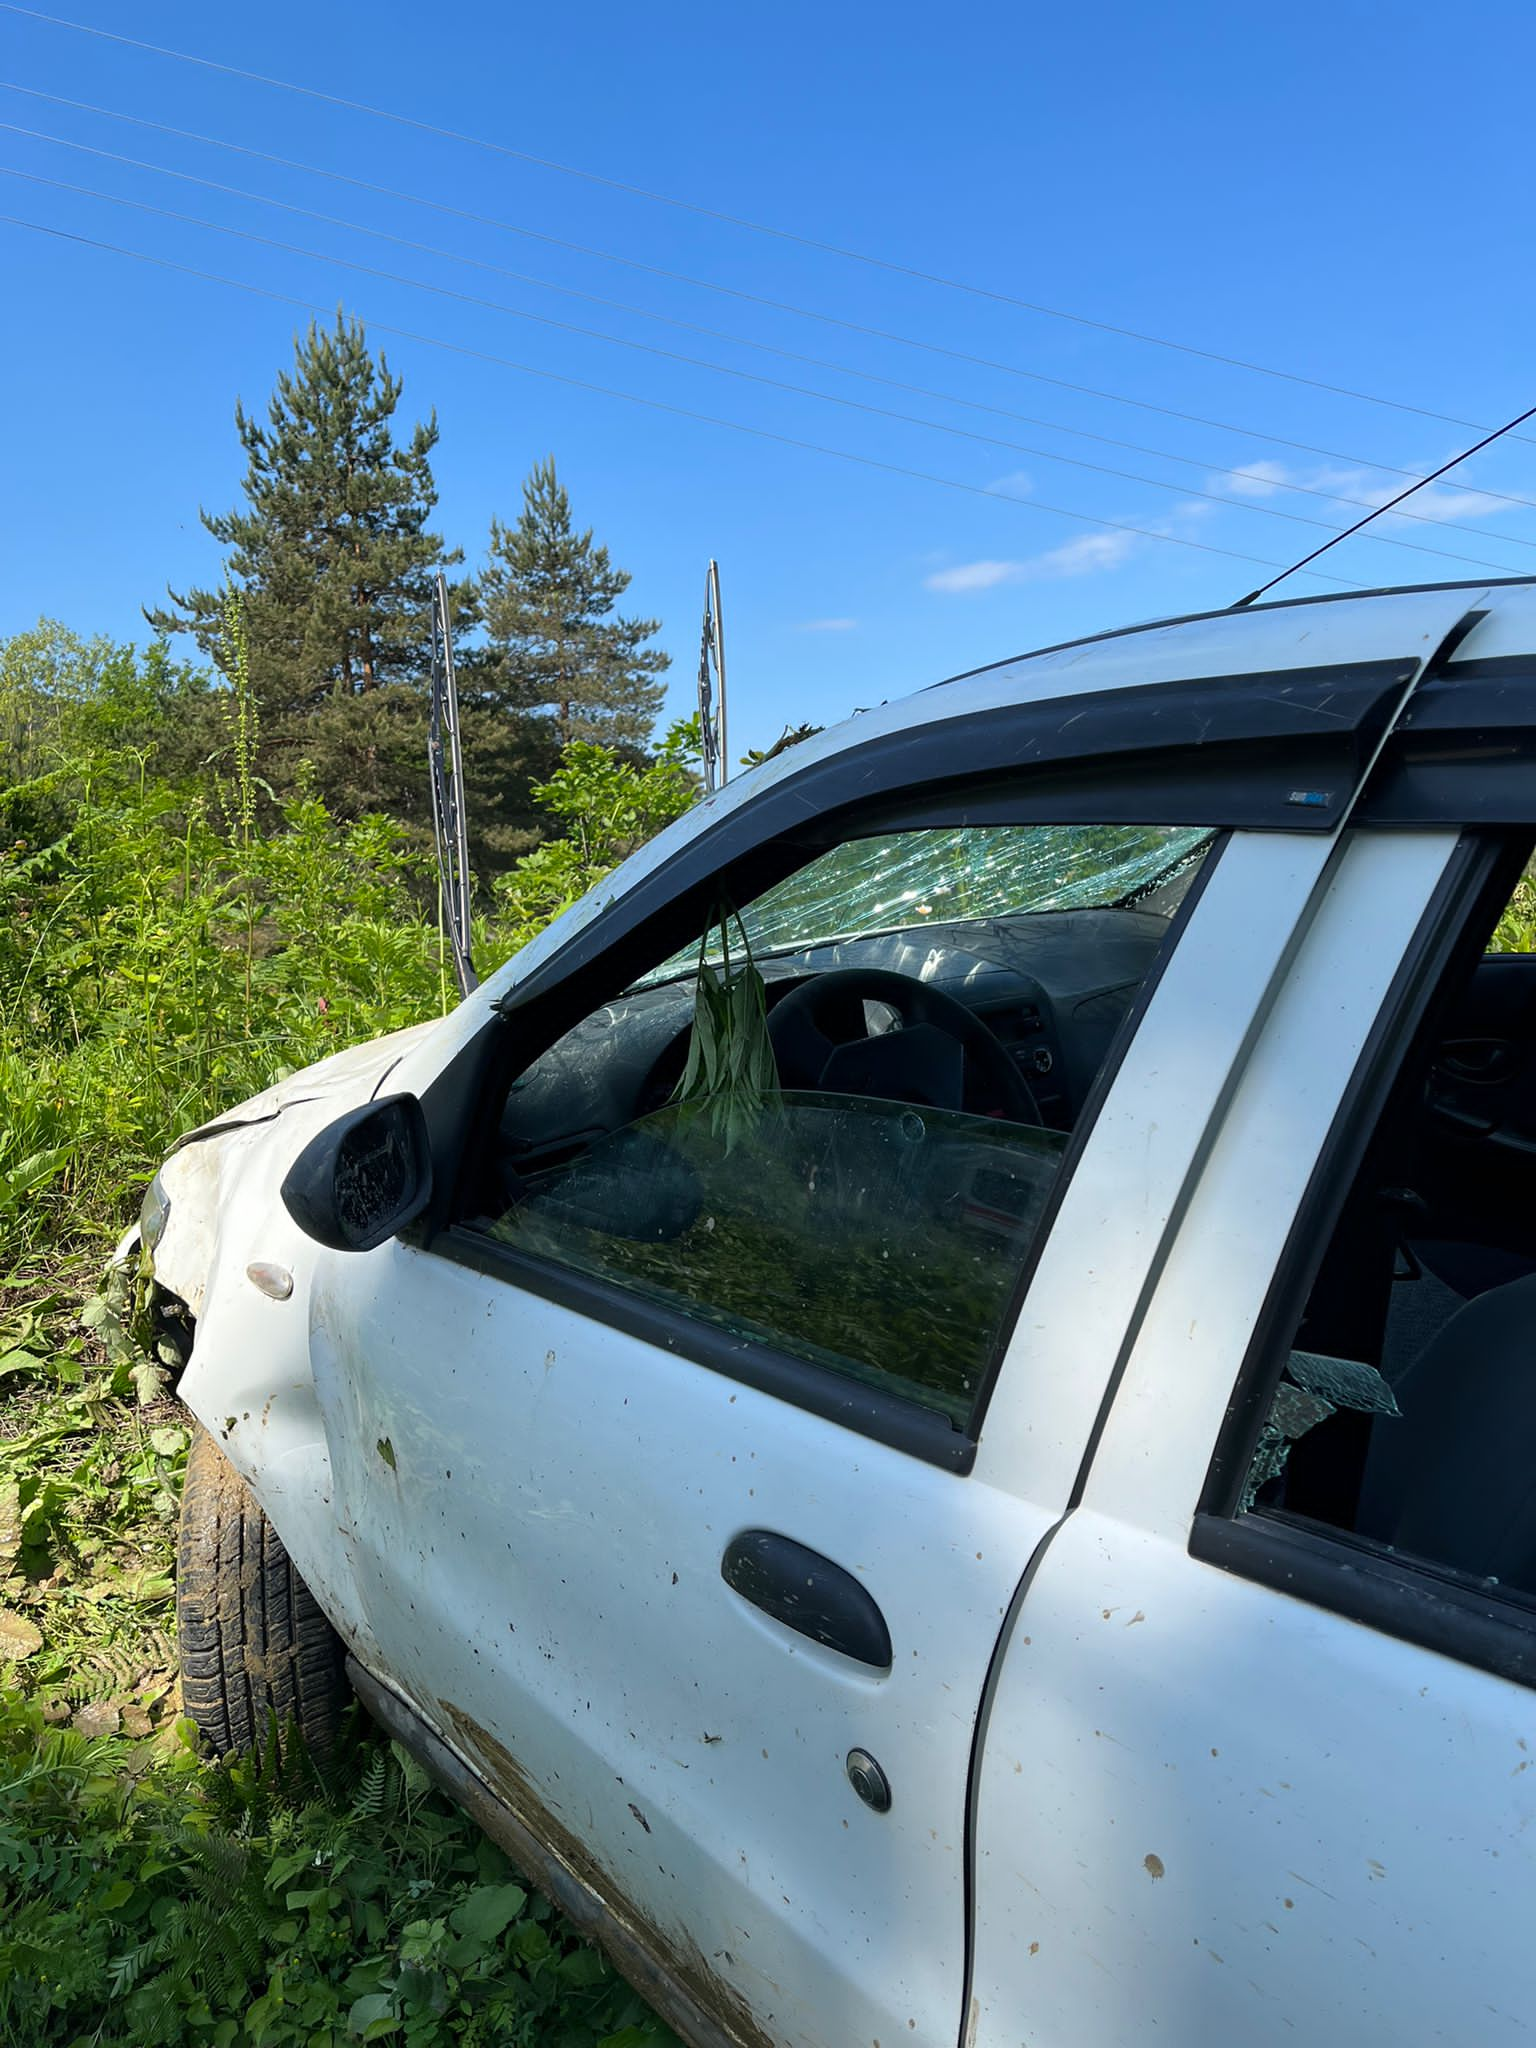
left=0, top=618, right=700, bottom=2047
left=0, top=613, right=698, bottom=1276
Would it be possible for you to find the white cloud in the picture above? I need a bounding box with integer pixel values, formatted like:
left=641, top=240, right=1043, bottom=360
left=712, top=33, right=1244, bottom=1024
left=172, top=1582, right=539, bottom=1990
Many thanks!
left=924, top=559, right=1024, bottom=593
left=1026, top=531, right=1140, bottom=577
left=793, top=616, right=858, bottom=632
left=921, top=449, right=1508, bottom=603
left=1219, top=459, right=1295, bottom=499
left=925, top=528, right=1137, bottom=594
left=1385, top=483, right=1502, bottom=524
left=1207, top=458, right=1528, bottom=536
left=1208, top=458, right=1381, bottom=504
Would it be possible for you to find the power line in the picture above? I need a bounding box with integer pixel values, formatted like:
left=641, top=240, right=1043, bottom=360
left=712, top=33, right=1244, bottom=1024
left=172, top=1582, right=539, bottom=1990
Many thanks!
left=2, top=0, right=1526, bottom=446
left=11, top=85, right=1536, bottom=514
left=10, top=113, right=1536, bottom=552
left=1238, top=399, right=1536, bottom=604
left=0, top=208, right=1361, bottom=588
left=5, top=162, right=1519, bottom=581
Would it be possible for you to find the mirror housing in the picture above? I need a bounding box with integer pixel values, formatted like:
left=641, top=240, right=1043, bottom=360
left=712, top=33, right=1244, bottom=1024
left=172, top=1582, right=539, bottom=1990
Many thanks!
left=281, top=1093, right=433, bottom=1252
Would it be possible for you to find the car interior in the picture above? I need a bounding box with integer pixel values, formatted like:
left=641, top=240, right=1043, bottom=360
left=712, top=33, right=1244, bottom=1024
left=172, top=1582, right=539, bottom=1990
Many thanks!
left=464, top=821, right=1215, bottom=1422
left=1242, top=852, right=1536, bottom=1601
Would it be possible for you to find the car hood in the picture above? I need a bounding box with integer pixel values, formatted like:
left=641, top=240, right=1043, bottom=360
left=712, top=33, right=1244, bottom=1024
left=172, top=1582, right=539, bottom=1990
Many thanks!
left=171, top=1018, right=441, bottom=1153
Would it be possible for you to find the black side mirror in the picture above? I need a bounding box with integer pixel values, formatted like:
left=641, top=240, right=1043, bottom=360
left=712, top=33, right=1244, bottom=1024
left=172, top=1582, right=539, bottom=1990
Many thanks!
left=281, top=1093, right=433, bottom=1252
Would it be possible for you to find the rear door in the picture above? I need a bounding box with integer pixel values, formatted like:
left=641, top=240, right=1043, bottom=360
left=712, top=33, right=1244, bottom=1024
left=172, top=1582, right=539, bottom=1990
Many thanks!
left=969, top=827, right=1536, bottom=2047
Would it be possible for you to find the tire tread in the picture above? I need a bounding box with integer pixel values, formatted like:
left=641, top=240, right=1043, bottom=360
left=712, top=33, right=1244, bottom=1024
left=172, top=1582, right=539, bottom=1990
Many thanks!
left=176, top=1427, right=350, bottom=1758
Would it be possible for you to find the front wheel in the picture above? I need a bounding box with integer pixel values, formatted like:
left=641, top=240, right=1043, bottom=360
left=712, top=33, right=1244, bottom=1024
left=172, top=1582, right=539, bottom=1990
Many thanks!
left=176, top=1426, right=352, bottom=1759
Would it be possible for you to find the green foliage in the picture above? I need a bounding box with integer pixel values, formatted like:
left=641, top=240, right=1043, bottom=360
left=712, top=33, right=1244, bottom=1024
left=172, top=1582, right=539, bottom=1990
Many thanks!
left=476, top=458, right=669, bottom=751
left=141, top=314, right=523, bottom=864
left=0, top=603, right=703, bottom=2048
left=278, top=684, right=557, bottom=883
left=485, top=719, right=699, bottom=961
left=0, top=1312, right=185, bottom=1718
left=140, top=327, right=675, bottom=875
left=670, top=909, right=779, bottom=1153
left=737, top=721, right=822, bottom=769
left=0, top=620, right=214, bottom=844
left=0, top=742, right=442, bottom=1276
left=0, top=1682, right=677, bottom=2048
left=0, top=1277, right=676, bottom=2048
left=0, top=1315, right=678, bottom=2048
left=1491, top=868, right=1536, bottom=953
left=0, top=617, right=698, bottom=1278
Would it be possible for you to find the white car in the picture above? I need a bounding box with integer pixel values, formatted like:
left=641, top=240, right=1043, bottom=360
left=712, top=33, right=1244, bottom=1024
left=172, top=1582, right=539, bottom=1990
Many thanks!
left=139, top=577, right=1536, bottom=2048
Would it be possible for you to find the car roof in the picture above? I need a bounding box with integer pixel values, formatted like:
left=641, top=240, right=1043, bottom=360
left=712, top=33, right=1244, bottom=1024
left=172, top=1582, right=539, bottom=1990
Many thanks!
left=931, top=575, right=1536, bottom=700
left=438, top=576, right=1536, bottom=1052
left=711, top=576, right=1536, bottom=817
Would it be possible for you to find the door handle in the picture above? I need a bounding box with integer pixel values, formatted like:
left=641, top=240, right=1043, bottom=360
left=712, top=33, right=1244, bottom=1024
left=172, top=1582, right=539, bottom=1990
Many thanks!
left=720, top=1530, right=892, bottom=1670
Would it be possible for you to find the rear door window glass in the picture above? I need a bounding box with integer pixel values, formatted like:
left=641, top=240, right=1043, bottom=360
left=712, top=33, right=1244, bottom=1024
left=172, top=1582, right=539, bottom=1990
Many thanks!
left=1232, top=859, right=1536, bottom=1600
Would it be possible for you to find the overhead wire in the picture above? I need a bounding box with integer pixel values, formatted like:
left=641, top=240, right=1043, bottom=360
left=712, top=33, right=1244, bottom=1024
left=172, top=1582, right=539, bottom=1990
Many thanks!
left=0, top=210, right=1363, bottom=588
left=4, top=162, right=1521, bottom=580
left=8, top=111, right=1536, bottom=550
left=9, top=83, right=1536, bottom=514
left=2, top=0, right=1526, bottom=447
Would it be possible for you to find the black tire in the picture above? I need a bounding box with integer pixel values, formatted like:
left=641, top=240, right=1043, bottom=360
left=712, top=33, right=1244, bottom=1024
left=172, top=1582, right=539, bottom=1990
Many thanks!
left=176, top=1425, right=352, bottom=1759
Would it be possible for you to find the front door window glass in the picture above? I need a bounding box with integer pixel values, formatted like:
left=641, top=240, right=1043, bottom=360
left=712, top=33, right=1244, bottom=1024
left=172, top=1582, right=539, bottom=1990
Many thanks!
left=468, top=822, right=1215, bottom=1424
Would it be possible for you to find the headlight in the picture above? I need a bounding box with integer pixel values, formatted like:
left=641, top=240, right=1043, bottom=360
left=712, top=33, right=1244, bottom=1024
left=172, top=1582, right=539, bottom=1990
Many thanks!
left=140, top=1173, right=171, bottom=1255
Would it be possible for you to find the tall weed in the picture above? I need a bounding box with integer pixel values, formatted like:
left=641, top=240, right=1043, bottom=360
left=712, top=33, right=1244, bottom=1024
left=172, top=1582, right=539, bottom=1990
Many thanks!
left=0, top=627, right=697, bottom=1275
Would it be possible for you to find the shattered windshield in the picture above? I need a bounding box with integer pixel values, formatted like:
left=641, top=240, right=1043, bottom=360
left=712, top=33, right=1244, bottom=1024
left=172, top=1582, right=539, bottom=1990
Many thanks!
left=637, top=823, right=1212, bottom=986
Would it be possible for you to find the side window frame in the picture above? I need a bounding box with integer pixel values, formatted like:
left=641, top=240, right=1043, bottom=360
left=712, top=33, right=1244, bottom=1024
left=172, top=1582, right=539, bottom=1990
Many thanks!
left=420, top=787, right=1231, bottom=1474
left=1190, top=828, right=1536, bottom=1687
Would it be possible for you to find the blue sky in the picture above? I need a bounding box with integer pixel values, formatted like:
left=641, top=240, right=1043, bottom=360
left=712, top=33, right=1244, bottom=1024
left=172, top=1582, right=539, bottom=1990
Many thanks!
left=5, top=0, right=1536, bottom=756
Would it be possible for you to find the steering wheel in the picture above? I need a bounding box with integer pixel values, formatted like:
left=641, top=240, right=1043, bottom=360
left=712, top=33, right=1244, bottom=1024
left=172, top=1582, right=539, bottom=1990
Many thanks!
left=767, top=968, right=1041, bottom=1124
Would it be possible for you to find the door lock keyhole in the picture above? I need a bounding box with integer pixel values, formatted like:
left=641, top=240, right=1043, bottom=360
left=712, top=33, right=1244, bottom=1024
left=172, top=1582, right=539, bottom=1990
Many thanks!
left=846, top=1748, right=891, bottom=1812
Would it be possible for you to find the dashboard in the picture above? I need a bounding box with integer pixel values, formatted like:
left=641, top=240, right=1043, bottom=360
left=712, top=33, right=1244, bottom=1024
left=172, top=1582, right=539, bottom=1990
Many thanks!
left=499, top=906, right=1173, bottom=1167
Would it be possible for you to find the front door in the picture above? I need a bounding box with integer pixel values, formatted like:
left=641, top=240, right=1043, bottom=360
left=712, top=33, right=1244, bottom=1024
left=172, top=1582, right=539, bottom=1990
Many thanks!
left=308, top=817, right=1342, bottom=2048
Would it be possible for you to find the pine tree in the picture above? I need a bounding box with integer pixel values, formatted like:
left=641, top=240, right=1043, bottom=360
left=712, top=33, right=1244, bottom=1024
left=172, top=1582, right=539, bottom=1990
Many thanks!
left=148, top=311, right=462, bottom=713
left=477, top=459, right=668, bottom=750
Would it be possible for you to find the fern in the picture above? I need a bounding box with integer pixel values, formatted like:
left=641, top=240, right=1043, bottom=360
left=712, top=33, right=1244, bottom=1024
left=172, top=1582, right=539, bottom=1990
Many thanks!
left=351, top=1744, right=393, bottom=1823
left=105, top=1932, right=158, bottom=1996
left=125, top=1967, right=187, bottom=2046
left=145, top=1827, right=267, bottom=2006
